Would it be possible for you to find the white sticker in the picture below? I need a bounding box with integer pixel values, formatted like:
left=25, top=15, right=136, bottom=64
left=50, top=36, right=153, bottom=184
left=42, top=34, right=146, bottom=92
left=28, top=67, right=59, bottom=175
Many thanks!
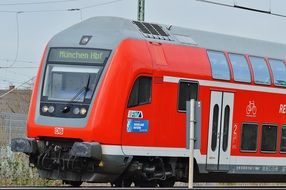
left=128, top=110, right=143, bottom=119
left=246, top=100, right=257, bottom=117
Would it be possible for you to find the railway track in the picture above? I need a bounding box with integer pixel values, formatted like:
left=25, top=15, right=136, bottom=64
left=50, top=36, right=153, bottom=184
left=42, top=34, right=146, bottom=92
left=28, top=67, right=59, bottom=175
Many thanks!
left=2, top=185, right=286, bottom=190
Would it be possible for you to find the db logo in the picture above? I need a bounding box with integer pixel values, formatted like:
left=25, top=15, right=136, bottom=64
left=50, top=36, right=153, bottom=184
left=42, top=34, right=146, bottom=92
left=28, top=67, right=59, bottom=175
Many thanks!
left=54, top=127, right=64, bottom=135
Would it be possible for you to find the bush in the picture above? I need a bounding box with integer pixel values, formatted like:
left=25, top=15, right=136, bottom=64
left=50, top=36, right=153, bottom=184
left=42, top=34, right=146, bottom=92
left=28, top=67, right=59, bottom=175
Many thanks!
left=0, top=146, right=61, bottom=186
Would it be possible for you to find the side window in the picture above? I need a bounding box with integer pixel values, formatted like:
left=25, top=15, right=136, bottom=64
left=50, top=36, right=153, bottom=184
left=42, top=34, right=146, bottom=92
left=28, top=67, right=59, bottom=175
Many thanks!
left=229, top=54, right=251, bottom=83
left=261, top=125, right=277, bottom=152
left=178, top=81, right=198, bottom=111
left=268, top=59, right=286, bottom=86
left=249, top=56, right=271, bottom=85
left=128, top=76, right=152, bottom=107
left=281, top=126, right=286, bottom=152
left=240, top=123, right=258, bottom=151
left=207, top=50, right=230, bottom=80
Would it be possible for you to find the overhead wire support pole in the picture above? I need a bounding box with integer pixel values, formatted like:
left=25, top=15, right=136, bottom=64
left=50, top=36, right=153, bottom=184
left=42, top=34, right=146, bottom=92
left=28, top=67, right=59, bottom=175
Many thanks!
left=138, top=0, right=145, bottom=21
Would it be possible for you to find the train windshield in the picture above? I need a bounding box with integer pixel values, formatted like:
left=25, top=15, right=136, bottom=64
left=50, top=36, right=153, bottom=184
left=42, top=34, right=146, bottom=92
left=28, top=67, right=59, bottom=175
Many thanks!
left=42, top=65, right=101, bottom=102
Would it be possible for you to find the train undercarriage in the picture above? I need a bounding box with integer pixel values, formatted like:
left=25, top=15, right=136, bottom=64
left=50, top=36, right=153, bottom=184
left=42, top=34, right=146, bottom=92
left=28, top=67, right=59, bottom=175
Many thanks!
left=11, top=137, right=192, bottom=187
left=12, top=137, right=286, bottom=187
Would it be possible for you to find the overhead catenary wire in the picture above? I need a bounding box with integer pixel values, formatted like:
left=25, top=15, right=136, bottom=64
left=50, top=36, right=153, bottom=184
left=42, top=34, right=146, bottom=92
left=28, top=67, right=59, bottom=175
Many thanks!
left=0, top=9, right=65, bottom=13
left=0, top=66, right=39, bottom=69
left=0, top=0, right=124, bottom=70
left=0, top=77, right=32, bottom=85
left=0, top=73, right=36, bottom=88
left=0, top=0, right=85, bottom=6
left=0, top=59, right=38, bottom=69
left=0, top=58, right=37, bottom=64
left=0, top=1, right=123, bottom=70
left=0, top=76, right=35, bottom=98
left=196, top=0, right=286, bottom=18
left=80, top=0, right=123, bottom=9
left=0, top=0, right=124, bottom=13
left=1, top=67, right=34, bottom=76
left=0, top=0, right=125, bottom=88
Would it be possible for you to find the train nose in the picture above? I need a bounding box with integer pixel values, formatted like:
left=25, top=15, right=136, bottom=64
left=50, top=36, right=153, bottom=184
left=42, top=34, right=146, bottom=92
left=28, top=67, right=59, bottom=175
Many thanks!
left=11, top=138, right=102, bottom=161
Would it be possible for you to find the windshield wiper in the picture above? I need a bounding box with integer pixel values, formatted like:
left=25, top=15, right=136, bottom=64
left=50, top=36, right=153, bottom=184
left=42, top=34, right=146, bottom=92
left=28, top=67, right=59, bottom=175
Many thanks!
left=62, top=74, right=91, bottom=113
left=83, top=74, right=91, bottom=103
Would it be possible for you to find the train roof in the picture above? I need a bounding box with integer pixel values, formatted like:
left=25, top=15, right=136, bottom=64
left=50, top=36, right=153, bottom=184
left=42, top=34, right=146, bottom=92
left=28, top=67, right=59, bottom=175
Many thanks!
left=49, top=16, right=286, bottom=60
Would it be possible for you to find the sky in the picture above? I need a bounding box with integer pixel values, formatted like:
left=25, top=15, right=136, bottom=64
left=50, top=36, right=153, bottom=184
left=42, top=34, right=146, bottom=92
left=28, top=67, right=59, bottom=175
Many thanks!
left=0, top=0, right=286, bottom=89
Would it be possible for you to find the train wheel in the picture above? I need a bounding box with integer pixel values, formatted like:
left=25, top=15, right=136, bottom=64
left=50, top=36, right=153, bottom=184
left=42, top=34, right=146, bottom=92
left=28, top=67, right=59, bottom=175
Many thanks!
left=134, top=181, right=157, bottom=187
left=64, top=180, right=83, bottom=187
left=158, top=179, right=175, bottom=187
left=111, top=179, right=132, bottom=187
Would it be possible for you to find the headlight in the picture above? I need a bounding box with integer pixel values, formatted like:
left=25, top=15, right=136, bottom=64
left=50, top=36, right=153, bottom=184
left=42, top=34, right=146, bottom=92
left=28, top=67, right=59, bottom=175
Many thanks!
left=42, top=106, right=48, bottom=113
left=80, top=108, right=87, bottom=115
left=73, top=107, right=80, bottom=115
left=48, top=106, right=55, bottom=113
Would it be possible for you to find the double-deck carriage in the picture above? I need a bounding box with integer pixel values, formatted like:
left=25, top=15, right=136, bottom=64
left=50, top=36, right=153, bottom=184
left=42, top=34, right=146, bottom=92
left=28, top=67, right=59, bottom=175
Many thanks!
left=11, top=17, right=286, bottom=186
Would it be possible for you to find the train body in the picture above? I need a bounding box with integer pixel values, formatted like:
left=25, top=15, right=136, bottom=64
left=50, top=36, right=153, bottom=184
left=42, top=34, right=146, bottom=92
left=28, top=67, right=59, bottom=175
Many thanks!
left=11, top=17, right=286, bottom=186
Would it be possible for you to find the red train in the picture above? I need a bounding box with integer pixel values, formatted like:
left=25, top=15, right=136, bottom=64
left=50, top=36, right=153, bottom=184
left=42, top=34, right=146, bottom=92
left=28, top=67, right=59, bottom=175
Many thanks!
left=11, top=17, right=286, bottom=187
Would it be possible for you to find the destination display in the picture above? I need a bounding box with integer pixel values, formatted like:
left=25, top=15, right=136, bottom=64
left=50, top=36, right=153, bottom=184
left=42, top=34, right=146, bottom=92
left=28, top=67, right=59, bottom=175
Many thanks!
left=48, top=48, right=111, bottom=64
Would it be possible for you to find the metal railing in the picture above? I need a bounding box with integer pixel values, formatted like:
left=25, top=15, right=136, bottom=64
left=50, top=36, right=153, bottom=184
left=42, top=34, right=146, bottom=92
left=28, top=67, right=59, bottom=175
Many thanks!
left=0, top=112, right=27, bottom=146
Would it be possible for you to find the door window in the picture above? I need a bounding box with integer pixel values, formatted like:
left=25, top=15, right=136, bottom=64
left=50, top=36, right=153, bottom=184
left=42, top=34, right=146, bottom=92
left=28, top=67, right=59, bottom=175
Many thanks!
left=211, top=104, right=219, bottom=151
left=222, top=105, right=230, bottom=151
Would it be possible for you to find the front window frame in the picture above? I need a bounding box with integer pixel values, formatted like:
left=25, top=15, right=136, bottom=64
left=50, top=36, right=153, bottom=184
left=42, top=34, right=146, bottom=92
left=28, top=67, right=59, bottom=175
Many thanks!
left=41, top=64, right=102, bottom=104
left=41, top=47, right=111, bottom=104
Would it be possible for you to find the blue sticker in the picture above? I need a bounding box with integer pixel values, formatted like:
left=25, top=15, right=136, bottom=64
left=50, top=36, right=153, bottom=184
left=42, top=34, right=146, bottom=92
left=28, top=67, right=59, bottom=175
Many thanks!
left=127, top=119, right=149, bottom=133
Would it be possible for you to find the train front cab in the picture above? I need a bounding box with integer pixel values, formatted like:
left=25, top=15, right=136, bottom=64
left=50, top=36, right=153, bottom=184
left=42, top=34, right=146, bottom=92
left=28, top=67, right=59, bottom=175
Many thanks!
left=10, top=37, right=158, bottom=186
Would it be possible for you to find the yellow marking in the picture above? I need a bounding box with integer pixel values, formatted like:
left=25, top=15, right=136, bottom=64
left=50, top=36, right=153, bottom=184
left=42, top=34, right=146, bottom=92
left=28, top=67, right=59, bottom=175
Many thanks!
left=99, top=161, right=104, bottom=167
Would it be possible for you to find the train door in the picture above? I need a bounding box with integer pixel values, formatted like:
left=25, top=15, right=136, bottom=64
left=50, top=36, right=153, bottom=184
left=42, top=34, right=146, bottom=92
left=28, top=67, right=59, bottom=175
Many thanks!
left=206, top=91, right=234, bottom=171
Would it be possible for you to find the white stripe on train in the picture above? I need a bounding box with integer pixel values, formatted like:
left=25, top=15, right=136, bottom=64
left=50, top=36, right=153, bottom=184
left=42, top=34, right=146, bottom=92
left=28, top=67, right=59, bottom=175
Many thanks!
left=163, top=76, right=286, bottom=94
left=102, top=145, right=286, bottom=166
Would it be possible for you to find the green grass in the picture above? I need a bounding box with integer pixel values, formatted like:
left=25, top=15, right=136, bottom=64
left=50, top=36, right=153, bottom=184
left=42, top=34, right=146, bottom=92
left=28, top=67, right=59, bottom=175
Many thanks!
left=0, top=146, right=61, bottom=186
